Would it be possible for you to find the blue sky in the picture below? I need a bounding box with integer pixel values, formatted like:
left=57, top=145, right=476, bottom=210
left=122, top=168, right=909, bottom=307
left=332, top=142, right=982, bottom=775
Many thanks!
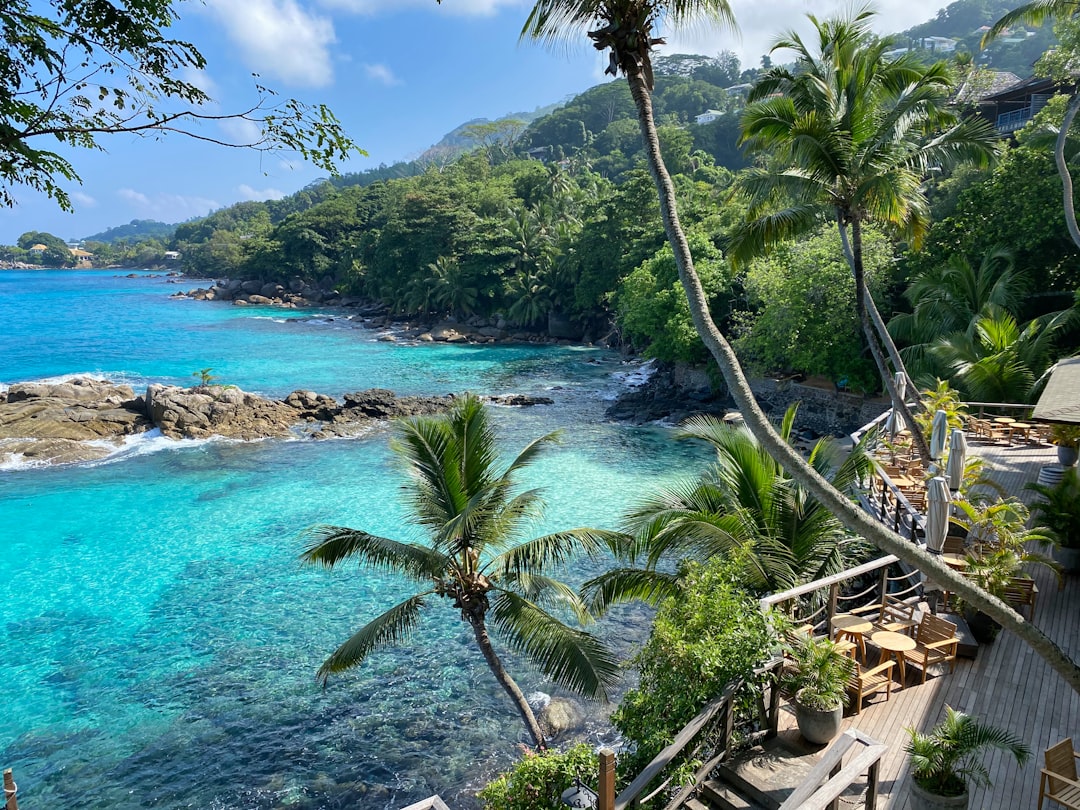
left=1, top=0, right=945, bottom=244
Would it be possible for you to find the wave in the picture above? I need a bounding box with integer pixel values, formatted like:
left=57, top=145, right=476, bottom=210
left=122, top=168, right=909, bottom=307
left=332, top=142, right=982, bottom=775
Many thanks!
left=611, top=358, right=657, bottom=389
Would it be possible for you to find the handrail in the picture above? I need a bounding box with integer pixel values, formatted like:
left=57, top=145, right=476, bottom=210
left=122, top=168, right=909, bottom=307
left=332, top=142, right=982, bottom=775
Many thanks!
left=615, top=658, right=785, bottom=810
left=777, top=729, right=886, bottom=810
left=760, top=555, right=898, bottom=613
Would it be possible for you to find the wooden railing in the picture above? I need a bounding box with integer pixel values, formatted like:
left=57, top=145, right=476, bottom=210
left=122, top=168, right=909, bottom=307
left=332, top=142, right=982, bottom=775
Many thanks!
left=614, top=657, right=785, bottom=810
left=777, top=729, right=887, bottom=810
left=760, top=555, right=922, bottom=636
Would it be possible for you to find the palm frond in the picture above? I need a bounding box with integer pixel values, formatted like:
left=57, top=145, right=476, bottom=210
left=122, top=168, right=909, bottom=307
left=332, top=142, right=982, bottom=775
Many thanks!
left=489, top=589, right=620, bottom=700
left=316, top=593, right=431, bottom=684
left=487, top=528, right=628, bottom=576
left=301, top=526, right=449, bottom=580
left=580, top=567, right=683, bottom=615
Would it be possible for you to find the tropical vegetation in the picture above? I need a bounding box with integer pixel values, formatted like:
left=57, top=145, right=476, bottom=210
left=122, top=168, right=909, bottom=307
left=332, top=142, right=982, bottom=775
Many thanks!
left=300, top=394, right=620, bottom=749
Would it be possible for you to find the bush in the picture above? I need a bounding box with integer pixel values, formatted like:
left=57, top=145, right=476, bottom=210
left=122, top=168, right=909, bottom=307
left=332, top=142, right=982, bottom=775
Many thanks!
left=479, top=743, right=597, bottom=810
left=612, top=556, right=774, bottom=777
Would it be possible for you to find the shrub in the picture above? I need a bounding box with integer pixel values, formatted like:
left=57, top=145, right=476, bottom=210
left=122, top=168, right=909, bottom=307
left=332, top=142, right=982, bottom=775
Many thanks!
left=479, top=743, right=597, bottom=810
left=612, top=556, right=774, bottom=777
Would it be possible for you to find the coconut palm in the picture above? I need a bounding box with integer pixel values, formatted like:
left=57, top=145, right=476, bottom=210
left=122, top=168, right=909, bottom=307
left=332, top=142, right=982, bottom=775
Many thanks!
left=301, top=394, right=621, bottom=749
left=521, top=0, right=1080, bottom=692
left=983, top=2, right=1080, bottom=249
left=734, top=9, right=1001, bottom=465
left=589, top=406, right=873, bottom=603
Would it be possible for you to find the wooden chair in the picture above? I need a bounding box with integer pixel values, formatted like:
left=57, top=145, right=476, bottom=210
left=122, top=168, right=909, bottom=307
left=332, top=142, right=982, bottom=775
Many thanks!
left=1005, top=576, right=1039, bottom=619
left=905, top=614, right=959, bottom=684
left=870, top=595, right=918, bottom=636
left=942, top=535, right=966, bottom=555
left=1040, top=738, right=1080, bottom=809
left=847, top=660, right=896, bottom=714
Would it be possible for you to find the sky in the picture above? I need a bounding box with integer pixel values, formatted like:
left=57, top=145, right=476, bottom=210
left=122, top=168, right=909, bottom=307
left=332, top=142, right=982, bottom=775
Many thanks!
left=1, top=0, right=950, bottom=244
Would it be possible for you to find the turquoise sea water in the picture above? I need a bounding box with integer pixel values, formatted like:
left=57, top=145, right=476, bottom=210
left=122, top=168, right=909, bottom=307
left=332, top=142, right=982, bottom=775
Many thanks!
left=0, top=271, right=707, bottom=809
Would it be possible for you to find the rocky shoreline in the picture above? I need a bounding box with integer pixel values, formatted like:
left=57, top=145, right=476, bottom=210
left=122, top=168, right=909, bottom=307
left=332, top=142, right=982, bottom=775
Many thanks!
left=0, top=378, right=553, bottom=467
left=173, top=277, right=604, bottom=346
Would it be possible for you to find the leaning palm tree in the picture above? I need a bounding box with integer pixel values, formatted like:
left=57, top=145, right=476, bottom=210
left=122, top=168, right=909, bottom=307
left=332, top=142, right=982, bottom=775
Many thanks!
left=984, top=2, right=1080, bottom=249
left=586, top=406, right=874, bottom=608
left=521, top=0, right=1080, bottom=692
left=734, top=9, right=1001, bottom=465
left=301, top=394, right=620, bottom=749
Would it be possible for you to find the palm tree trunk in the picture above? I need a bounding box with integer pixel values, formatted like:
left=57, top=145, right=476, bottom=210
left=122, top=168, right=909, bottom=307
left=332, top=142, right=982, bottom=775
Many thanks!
left=1056, top=92, right=1080, bottom=250
left=840, top=218, right=933, bottom=466
left=468, top=613, right=547, bottom=750
left=623, top=63, right=1080, bottom=695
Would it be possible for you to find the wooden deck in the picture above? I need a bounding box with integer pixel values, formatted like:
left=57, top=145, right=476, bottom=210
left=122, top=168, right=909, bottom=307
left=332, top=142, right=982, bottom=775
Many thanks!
left=777, top=441, right=1078, bottom=807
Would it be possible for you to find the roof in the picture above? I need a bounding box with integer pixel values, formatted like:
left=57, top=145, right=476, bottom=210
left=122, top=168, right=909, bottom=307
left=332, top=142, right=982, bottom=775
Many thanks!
left=1032, top=357, right=1080, bottom=423
left=955, top=70, right=1022, bottom=104
left=29, top=243, right=48, bottom=251
left=70, top=249, right=93, bottom=257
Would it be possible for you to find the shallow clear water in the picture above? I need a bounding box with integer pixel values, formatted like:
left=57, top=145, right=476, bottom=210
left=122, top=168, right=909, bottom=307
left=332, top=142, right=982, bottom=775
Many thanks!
left=0, top=271, right=708, bottom=809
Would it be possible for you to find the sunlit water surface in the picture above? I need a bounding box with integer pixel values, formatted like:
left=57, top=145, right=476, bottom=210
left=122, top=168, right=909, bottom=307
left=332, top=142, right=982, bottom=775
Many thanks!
left=0, top=271, right=709, bottom=809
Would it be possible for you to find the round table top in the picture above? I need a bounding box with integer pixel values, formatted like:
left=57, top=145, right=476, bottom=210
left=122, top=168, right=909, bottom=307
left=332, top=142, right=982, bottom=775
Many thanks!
left=993, top=416, right=1016, bottom=424
left=942, top=553, right=968, bottom=568
left=872, top=631, right=916, bottom=652
left=1011, top=422, right=1031, bottom=429
left=832, top=614, right=873, bottom=634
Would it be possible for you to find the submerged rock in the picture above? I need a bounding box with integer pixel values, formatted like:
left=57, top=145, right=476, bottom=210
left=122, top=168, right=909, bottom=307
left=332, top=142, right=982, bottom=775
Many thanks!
left=339, top=389, right=453, bottom=420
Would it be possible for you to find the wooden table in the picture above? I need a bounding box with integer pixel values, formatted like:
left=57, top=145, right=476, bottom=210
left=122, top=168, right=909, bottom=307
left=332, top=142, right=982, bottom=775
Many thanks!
left=993, top=417, right=1016, bottom=424
left=1010, top=422, right=1032, bottom=442
left=942, top=553, right=968, bottom=570
left=832, top=614, right=873, bottom=661
left=872, top=630, right=916, bottom=685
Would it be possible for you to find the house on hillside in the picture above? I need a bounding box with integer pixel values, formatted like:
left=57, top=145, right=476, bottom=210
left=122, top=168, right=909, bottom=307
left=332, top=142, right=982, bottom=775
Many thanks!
left=694, top=109, right=725, bottom=125
left=968, top=75, right=1070, bottom=134
left=70, top=248, right=94, bottom=267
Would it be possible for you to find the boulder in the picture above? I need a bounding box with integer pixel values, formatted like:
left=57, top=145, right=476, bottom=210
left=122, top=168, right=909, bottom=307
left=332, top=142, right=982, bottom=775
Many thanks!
left=0, top=437, right=119, bottom=467
left=340, top=389, right=453, bottom=420
left=246, top=294, right=274, bottom=305
left=283, top=390, right=339, bottom=421
left=486, top=394, right=554, bottom=407
left=146, top=384, right=299, bottom=440
left=240, top=280, right=263, bottom=294
left=260, top=282, right=284, bottom=299
left=537, top=697, right=585, bottom=740
left=0, top=379, right=151, bottom=440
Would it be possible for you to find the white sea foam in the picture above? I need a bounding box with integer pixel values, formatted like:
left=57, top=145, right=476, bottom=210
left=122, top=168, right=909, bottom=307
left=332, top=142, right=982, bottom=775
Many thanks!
left=612, top=358, right=657, bottom=388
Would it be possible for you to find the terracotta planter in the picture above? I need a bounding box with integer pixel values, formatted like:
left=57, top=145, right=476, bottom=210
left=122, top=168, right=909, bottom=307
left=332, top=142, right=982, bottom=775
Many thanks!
left=908, top=780, right=969, bottom=809
left=794, top=690, right=843, bottom=744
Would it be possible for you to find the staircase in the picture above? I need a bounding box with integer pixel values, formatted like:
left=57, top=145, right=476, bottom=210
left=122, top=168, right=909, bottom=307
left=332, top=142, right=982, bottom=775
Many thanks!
left=681, top=729, right=885, bottom=810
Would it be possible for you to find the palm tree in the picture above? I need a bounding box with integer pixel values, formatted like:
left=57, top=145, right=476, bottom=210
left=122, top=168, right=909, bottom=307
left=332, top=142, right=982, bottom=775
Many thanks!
left=301, top=394, right=621, bottom=749
left=522, top=0, right=1080, bottom=693
left=888, top=248, right=1026, bottom=383
left=734, top=10, right=1001, bottom=465
left=984, top=2, right=1080, bottom=249
left=587, top=406, right=874, bottom=606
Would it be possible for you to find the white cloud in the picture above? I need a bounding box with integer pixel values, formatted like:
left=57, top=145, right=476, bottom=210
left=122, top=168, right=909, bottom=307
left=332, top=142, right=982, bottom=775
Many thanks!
left=219, top=117, right=265, bottom=146
left=363, top=63, right=402, bottom=86
left=203, top=0, right=336, bottom=87
left=178, top=66, right=219, bottom=100
left=662, top=0, right=949, bottom=73
left=238, top=184, right=286, bottom=201
left=117, top=189, right=221, bottom=220
left=317, top=0, right=523, bottom=15
left=71, top=191, right=98, bottom=208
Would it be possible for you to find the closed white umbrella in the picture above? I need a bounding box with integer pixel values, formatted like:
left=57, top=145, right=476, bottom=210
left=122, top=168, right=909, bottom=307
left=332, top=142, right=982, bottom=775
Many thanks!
left=925, top=476, right=952, bottom=553
left=945, top=428, right=968, bottom=491
left=885, top=408, right=899, bottom=436
left=930, top=409, right=948, bottom=460
left=894, top=371, right=907, bottom=403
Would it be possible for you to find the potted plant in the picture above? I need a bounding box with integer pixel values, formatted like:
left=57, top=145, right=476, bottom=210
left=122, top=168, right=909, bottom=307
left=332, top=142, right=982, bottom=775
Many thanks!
left=1027, top=468, right=1080, bottom=573
left=1050, top=424, right=1080, bottom=467
left=905, top=705, right=1030, bottom=809
left=782, top=633, right=854, bottom=744
left=951, top=498, right=1059, bottom=643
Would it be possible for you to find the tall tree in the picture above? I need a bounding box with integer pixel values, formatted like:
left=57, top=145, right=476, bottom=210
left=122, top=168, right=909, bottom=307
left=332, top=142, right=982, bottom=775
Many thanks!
left=734, top=9, right=1000, bottom=465
left=1, top=0, right=357, bottom=210
left=522, top=2, right=1080, bottom=693
left=301, top=394, right=620, bottom=750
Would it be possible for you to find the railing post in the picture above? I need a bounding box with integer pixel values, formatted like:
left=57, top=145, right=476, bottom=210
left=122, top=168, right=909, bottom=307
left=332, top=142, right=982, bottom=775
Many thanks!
left=724, top=693, right=736, bottom=761
left=598, top=749, right=615, bottom=810
left=878, top=565, right=889, bottom=605
left=828, top=760, right=842, bottom=810
left=4, top=769, right=17, bottom=810
left=827, top=583, right=839, bottom=633
left=866, top=760, right=879, bottom=810
left=767, top=663, right=782, bottom=739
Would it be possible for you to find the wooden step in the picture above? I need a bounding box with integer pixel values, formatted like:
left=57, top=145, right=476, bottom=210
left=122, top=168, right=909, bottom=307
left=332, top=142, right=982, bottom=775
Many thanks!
left=697, top=779, right=767, bottom=810
left=712, top=732, right=822, bottom=810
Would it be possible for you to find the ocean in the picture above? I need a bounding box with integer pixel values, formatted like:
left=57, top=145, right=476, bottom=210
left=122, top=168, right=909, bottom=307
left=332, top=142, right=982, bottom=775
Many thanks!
left=0, top=271, right=708, bottom=809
